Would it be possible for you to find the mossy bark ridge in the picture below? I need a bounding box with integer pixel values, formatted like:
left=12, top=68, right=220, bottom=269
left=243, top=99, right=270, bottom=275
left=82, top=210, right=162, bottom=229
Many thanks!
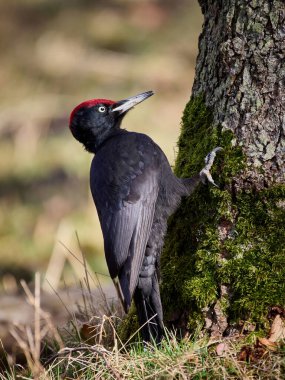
left=161, top=0, right=285, bottom=337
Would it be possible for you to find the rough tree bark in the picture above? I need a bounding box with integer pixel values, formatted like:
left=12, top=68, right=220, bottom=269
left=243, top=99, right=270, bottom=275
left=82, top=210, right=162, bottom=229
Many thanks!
left=161, top=0, right=285, bottom=338
left=194, top=0, right=284, bottom=187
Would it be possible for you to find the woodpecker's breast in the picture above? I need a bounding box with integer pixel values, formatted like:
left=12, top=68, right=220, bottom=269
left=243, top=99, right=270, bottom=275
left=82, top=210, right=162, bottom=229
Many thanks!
left=89, top=131, right=162, bottom=211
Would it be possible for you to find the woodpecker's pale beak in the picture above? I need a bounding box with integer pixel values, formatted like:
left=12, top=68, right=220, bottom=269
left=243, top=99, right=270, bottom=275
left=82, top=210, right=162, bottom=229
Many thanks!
left=112, top=91, right=154, bottom=115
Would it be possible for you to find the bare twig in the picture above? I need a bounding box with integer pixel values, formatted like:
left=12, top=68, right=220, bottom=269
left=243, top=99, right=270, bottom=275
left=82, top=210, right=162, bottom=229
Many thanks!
left=34, top=273, right=41, bottom=370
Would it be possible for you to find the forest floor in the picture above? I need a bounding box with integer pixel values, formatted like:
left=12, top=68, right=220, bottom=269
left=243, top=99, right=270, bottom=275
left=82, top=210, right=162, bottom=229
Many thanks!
left=0, top=278, right=284, bottom=379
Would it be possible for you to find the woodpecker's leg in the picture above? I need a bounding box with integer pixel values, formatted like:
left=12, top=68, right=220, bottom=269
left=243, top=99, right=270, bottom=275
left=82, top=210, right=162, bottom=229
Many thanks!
left=199, top=147, right=222, bottom=187
left=182, top=147, right=222, bottom=195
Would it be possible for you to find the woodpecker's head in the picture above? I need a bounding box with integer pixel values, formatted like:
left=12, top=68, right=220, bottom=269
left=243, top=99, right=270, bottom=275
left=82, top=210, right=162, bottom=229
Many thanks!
left=69, top=90, right=154, bottom=153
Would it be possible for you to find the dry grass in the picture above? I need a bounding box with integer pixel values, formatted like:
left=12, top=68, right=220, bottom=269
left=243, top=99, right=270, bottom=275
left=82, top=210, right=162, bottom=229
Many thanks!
left=1, top=274, right=284, bottom=380
left=4, top=327, right=285, bottom=379
left=43, top=336, right=285, bottom=379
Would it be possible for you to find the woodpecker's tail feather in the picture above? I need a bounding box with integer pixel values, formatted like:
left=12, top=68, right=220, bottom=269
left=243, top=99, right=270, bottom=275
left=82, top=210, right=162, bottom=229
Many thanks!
left=134, top=274, right=164, bottom=344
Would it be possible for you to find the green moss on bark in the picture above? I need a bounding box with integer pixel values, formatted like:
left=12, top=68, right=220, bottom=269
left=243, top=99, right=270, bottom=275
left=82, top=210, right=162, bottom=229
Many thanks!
left=161, top=95, right=285, bottom=332
left=117, top=304, right=140, bottom=344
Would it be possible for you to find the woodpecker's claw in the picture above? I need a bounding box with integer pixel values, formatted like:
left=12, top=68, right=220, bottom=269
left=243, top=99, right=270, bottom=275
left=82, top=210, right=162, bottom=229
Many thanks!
left=200, top=168, right=219, bottom=187
left=199, top=147, right=222, bottom=187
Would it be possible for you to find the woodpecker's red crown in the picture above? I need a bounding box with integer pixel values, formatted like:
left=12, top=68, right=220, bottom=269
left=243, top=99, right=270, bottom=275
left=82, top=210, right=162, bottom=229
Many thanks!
left=69, top=99, right=115, bottom=127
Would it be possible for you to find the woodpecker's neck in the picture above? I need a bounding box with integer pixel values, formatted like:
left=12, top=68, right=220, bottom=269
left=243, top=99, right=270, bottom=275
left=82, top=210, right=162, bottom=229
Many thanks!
left=86, top=127, right=127, bottom=154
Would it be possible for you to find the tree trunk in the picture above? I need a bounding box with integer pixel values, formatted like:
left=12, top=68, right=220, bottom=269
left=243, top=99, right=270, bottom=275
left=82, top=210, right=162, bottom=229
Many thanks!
left=161, top=0, right=285, bottom=338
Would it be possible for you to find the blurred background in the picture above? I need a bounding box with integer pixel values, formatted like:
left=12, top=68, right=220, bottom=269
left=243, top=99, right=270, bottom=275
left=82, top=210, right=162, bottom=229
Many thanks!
left=0, top=0, right=202, bottom=294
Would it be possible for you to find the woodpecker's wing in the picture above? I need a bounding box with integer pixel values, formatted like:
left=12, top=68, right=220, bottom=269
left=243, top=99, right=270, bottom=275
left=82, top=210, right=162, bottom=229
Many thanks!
left=90, top=133, right=159, bottom=309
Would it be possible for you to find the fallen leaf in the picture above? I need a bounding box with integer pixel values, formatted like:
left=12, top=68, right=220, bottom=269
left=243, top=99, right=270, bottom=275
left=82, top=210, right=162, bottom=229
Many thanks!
left=268, top=315, right=285, bottom=343
left=80, top=323, right=97, bottom=344
left=238, top=345, right=267, bottom=362
left=258, top=337, right=278, bottom=351
left=216, top=342, right=228, bottom=356
left=237, top=346, right=250, bottom=362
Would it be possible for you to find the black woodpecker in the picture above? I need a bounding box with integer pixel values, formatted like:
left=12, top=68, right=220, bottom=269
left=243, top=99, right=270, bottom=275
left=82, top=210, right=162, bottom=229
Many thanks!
left=69, top=91, right=221, bottom=343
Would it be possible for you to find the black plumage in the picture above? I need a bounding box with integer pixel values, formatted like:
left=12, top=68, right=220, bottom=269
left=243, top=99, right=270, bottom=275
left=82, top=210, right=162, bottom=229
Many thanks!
left=69, top=91, right=220, bottom=343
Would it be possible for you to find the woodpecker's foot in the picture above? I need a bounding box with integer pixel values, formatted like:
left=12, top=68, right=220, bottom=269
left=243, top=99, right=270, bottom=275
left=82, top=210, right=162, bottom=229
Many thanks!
left=199, top=147, right=222, bottom=187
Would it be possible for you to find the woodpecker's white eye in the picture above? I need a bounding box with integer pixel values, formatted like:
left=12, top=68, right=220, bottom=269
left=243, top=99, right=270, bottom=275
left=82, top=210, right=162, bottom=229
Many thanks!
left=98, top=106, right=106, bottom=113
